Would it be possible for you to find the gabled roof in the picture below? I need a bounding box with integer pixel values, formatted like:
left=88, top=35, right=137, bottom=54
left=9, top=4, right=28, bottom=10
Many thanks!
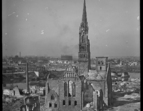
left=48, top=71, right=65, bottom=79
left=63, top=65, right=79, bottom=78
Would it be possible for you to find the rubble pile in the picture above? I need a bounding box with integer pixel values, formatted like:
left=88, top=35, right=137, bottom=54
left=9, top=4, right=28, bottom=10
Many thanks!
left=82, top=102, right=96, bottom=111
left=122, top=93, right=140, bottom=101
left=112, top=78, right=140, bottom=93
left=110, top=77, right=140, bottom=111
left=87, top=70, right=106, bottom=80
left=3, top=96, right=24, bottom=111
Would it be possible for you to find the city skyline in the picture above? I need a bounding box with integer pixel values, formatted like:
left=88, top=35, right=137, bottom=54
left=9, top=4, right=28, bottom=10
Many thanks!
left=2, top=0, right=140, bottom=57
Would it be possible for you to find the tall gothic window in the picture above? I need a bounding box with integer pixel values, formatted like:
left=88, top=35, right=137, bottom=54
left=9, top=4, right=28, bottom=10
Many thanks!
left=68, top=81, right=73, bottom=97
left=72, top=82, right=76, bottom=97
left=64, top=82, right=68, bottom=97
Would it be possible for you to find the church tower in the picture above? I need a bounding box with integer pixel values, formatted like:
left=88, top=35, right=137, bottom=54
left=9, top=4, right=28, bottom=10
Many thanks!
left=78, top=0, right=91, bottom=75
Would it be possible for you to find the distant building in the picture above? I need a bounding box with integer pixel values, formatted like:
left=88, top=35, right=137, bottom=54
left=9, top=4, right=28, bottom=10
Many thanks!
left=61, top=55, right=73, bottom=61
left=128, top=62, right=138, bottom=66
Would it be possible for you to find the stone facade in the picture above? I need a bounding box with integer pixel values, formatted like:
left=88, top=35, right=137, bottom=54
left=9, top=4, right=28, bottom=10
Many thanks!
left=45, top=66, right=83, bottom=111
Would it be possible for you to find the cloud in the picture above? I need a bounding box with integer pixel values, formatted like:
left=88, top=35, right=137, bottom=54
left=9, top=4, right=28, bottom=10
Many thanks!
left=27, top=13, right=30, bottom=15
left=16, top=15, right=18, bottom=17
left=26, top=18, right=27, bottom=21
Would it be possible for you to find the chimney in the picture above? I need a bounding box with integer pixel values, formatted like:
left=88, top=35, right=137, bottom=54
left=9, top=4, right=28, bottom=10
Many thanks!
left=26, top=63, right=29, bottom=92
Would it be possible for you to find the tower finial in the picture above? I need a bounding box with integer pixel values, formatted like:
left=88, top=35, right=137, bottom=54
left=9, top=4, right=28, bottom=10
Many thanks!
left=82, top=0, right=87, bottom=24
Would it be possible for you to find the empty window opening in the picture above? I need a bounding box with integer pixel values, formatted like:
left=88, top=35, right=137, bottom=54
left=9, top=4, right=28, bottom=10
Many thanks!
left=64, top=82, right=68, bottom=97
left=68, top=93, right=71, bottom=97
left=51, top=95, right=55, bottom=100
left=47, top=83, right=50, bottom=93
left=68, top=81, right=72, bottom=97
left=49, top=103, right=52, bottom=107
left=102, top=61, right=104, bottom=65
left=54, top=103, right=57, bottom=108
left=100, top=67, right=102, bottom=70
left=13, top=91, right=15, bottom=95
left=63, top=100, right=65, bottom=105
left=72, top=82, right=76, bottom=97
left=74, top=101, right=77, bottom=106
left=69, top=100, right=71, bottom=105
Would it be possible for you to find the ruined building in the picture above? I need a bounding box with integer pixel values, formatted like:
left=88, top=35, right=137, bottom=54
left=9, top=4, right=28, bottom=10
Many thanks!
left=44, top=0, right=112, bottom=111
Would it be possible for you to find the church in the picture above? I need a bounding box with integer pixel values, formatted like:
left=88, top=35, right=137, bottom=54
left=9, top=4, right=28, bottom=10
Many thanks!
left=44, top=0, right=112, bottom=111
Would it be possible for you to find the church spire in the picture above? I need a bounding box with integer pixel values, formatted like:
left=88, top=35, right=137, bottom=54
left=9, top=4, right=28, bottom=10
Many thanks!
left=82, top=0, right=87, bottom=24
left=78, top=0, right=90, bottom=75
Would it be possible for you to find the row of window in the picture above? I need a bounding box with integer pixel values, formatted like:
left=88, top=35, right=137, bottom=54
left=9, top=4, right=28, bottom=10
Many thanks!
left=79, top=54, right=87, bottom=58
left=49, top=103, right=57, bottom=108
left=63, top=100, right=77, bottom=106
left=66, top=68, right=74, bottom=71
left=98, top=61, right=105, bottom=65
left=48, top=100, right=77, bottom=108
left=64, top=81, right=76, bottom=97
left=64, top=73, right=77, bottom=78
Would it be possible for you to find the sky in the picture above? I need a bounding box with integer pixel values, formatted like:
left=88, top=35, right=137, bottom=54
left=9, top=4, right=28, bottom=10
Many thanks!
left=2, top=0, right=140, bottom=57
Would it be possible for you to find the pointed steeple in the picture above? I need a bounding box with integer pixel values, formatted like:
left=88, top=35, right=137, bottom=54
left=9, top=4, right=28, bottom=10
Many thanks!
left=82, top=0, right=87, bottom=24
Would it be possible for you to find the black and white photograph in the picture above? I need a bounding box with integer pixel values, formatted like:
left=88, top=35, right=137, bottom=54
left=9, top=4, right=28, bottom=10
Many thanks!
left=2, top=0, right=140, bottom=111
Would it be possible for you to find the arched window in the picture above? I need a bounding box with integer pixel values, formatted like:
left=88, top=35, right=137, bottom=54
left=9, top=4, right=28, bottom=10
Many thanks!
left=63, top=100, right=65, bottom=105
left=47, top=83, right=50, bottom=93
left=13, top=90, right=15, bottom=95
left=69, top=100, right=71, bottom=105
left=68, top=81, right=73, bottom=97
left=54, top=103, right=57, bottom=108
left=72, top=82, right=76, bottom=97
left=49, top=103, right=52, bottom=107
left=64, top=82, right=68, bottom=97
left=74, top=101, right=77, bottom=106
left=51, top=94, right=55, bottom=100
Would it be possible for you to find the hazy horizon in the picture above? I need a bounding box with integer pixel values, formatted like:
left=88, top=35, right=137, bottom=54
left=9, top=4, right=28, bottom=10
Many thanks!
left=2, top=0, right=140, bottom=57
